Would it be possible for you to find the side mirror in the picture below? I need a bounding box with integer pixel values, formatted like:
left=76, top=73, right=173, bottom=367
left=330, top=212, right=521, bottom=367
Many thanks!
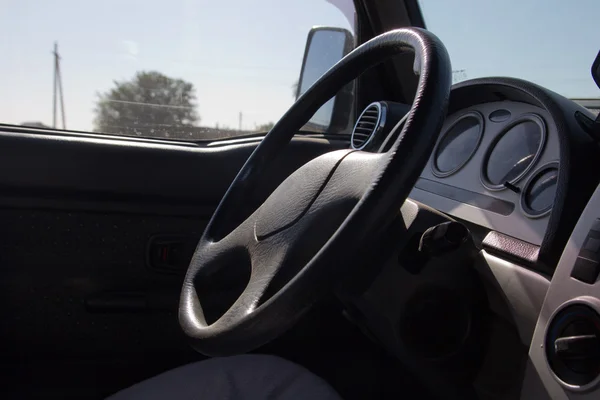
left=576, top=50, right=600, bottom=140
left=593, top=50, right=600, bottom=90
left=297, top=27, right=355, bottom=133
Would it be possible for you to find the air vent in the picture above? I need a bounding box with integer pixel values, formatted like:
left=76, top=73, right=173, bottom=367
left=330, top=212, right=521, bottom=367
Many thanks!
left=351, top=102, right=383, bottom=150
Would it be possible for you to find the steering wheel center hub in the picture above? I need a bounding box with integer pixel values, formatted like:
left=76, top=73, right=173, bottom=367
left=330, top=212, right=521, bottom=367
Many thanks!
left=255, top=150, right=353, bottom=240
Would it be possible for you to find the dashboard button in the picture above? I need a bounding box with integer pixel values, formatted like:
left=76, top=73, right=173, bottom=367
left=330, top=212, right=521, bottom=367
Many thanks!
left=571, top=257, right=600, bottom=284
left=592, top=218, right=600, bottom=233
left=579, top=228, right=600, bottom=262
left=583, top=236, right=600, bottom=254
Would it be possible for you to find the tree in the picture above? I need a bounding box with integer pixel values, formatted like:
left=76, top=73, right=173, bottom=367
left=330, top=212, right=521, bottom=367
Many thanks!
left=21, top=121, right=50, bottom=129
left=452, top=69, right=467, bottom=84
left=255, top=122, right=275, bottom=132
left=94, top=71, right=199, bottom=138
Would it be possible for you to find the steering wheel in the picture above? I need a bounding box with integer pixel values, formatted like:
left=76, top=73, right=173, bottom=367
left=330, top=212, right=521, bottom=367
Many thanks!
left=180, top=27, right=451, bottom=356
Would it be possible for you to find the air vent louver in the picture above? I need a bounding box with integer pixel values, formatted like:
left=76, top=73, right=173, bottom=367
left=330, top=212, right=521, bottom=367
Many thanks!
left=351, top=103, right=382, bottom=149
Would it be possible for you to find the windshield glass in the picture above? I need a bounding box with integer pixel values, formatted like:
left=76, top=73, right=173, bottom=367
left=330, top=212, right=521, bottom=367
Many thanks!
left=418, top=0, right=600, bottom=101
left=0, top=0, right=355, bottom=140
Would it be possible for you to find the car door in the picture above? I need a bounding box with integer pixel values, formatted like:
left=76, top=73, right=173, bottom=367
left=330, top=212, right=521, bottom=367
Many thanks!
left=0, top=0, right=357, bottom=398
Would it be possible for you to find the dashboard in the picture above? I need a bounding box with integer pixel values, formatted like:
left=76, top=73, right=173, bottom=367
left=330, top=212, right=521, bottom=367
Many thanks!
left=347, top=77, right=600, bottom=398
left=350, top=77, right=599, bottom=269
left=411, top=99, right=558, bottom=246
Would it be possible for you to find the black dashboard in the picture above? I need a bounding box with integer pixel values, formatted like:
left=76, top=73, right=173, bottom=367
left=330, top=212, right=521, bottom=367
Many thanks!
left=351, top=77, right=600, bottom=270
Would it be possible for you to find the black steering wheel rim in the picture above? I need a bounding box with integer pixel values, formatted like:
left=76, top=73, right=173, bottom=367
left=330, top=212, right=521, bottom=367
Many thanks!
left=180, top=27, right=451, bottom=356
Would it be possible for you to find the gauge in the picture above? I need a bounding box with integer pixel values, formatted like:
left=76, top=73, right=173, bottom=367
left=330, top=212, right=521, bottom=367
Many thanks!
left=432, top=112, right=483, bottom=177
left=481, top=114, right=546, bottom=190
left=521, top=162, right=559, bottom=218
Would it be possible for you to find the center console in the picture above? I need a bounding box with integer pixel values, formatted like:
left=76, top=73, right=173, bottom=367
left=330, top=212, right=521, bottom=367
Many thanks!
left=527, top=183, right=600, bottom=398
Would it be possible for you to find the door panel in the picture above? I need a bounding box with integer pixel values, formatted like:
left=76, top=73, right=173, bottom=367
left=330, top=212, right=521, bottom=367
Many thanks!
left=0, top=209, right=201, bottom=359
left=0, top=132, right=344, bottom=207
left=0, top=130, right=348, bottom=397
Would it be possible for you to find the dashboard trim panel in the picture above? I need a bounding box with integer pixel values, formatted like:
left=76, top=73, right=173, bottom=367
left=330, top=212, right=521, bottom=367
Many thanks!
left=476, top=251, right=550, bottom=345
left=415, top=178, right=514, bottom=216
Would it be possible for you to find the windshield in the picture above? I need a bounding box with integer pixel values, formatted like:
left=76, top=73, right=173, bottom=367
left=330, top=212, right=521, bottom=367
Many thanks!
left=0, top=0, right=355, bottom=140
left=418, top=0, right=600, bottom=102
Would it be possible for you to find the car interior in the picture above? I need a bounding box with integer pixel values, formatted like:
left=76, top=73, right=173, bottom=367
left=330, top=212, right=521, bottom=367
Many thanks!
left=2, top=0, right=600, bottom=399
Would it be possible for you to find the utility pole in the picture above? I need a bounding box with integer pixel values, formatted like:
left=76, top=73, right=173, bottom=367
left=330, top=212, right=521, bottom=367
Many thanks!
left=53, top=43, right=57, bottom=129
left=52, top=42, right=66, bottom=129
left=238, top=112, right=242, bottom=131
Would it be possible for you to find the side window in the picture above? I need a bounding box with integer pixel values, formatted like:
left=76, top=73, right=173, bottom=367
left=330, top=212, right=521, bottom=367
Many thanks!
left=0, top=0, right=356, bottom=141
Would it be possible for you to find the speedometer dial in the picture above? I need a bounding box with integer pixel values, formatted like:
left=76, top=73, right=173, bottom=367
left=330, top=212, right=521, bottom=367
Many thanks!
left=481, top=114, right=546, bottom=190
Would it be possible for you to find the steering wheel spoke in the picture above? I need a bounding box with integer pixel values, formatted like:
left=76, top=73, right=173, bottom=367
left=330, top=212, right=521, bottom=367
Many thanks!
left=227, top=250, right=285, bottom=317
left=188, top=214, right=254, bottom=276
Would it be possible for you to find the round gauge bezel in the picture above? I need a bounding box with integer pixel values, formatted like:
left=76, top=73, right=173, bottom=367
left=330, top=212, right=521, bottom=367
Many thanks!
left=480, top=113, right=547, bottom=191
left=431, top=111, right=484, bottom=178
left=520, top=161, right=559, bottom=219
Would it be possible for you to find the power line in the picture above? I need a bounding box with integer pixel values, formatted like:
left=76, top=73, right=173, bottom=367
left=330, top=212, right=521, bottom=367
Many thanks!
left=106, top=99, right=195, bottom=110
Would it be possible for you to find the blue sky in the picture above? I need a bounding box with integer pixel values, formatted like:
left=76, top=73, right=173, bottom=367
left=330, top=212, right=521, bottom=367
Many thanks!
left=0, top=0, right=352, bottom=131
left=419, top=0, right=600, bottom=98
left=0, top=0, right=598, bottom=134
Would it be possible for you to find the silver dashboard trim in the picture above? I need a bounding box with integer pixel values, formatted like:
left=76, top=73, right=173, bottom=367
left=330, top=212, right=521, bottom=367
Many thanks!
left=480, top=113, right=547, bottom=191
left=527, top=181, right=600, bottom=399
left=431, top=111, right=484, bottom=178
left=476, top=251, right=550, bottom=345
